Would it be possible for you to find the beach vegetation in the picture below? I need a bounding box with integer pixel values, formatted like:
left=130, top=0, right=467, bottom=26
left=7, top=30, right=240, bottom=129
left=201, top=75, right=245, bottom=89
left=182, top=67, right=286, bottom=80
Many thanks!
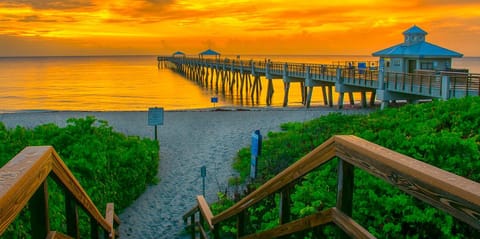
left=0, top=116, right=159, bottom=238
left=217, top=97, right=480, bottom=238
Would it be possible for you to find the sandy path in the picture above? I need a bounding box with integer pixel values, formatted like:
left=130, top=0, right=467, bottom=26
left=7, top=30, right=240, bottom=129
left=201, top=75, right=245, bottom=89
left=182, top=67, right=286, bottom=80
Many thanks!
left=0, top=107, right=368, bottom=238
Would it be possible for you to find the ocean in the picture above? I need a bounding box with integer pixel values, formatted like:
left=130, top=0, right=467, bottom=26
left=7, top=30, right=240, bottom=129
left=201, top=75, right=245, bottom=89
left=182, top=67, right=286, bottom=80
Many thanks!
left=0, top=55, right=479, bottom=112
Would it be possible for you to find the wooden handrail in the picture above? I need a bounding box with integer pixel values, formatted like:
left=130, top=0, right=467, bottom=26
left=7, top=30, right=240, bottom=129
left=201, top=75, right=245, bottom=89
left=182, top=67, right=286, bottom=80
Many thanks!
left=335, top=135, right=480, bottom=227
left=197, top=195, right=215, bottom=230
left=0, top=146, right=119, bottom=238
left=240, top=208, right=334, bottom=239
left=184, top=135, right=480, bottom=238
left=212, top=137, right=336, bottom=224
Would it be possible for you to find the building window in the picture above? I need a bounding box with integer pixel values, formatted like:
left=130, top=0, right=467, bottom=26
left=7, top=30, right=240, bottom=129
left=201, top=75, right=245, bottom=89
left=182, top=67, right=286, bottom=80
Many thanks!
left=393, top=59, right=401, bottom=66
left=420, top=62, right=434, bottom=70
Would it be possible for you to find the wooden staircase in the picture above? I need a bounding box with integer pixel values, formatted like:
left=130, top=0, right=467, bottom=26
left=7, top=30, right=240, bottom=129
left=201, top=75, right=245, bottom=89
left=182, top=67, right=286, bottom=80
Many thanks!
left=184, top=135, right=480, bottom=238
left=0, top=146, right=119, bottom=239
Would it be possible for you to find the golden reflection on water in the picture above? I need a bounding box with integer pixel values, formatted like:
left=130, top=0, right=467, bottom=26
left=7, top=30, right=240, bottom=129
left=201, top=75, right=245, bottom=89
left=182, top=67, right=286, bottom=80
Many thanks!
left=0, top=56, right=214, bottom=112
left=1, top=55, right=477, bottom=112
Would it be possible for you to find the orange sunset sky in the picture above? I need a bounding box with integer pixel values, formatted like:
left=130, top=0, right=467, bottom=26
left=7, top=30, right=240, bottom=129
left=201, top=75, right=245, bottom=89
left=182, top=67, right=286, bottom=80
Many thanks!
left=0, top=0, right=479, bottom=57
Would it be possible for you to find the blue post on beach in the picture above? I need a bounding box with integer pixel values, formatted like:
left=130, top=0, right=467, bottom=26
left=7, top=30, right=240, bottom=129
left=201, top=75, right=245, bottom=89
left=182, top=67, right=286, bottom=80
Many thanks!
left=201, top=166, right=206, bottom=197
left=250, top=130, right=262, bottom=179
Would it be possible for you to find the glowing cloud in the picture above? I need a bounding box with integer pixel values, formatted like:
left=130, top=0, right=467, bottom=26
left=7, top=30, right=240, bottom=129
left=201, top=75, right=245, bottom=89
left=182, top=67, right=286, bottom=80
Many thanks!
left=0, top=0, right=479, bottom=56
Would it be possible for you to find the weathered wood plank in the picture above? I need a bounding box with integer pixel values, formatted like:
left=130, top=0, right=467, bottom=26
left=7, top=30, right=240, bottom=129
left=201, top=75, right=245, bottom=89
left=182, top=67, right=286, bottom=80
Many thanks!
left=183, top=205, right=199, bottom=222
left=279, top=186, right=292, bottom=225
left=335, top=159, right=354, bottom=239
left=30, top=181, right=50, bottom=239
left=65, top=192, right=79, bottom=239
left=0, top=146, right=116, bottom=236
left=105, top=203, right=115, bottom=239
left=240, top=208, right=333, bottom=239
left=49, top=149, right=112, bottom=231
left=237, top=210, right=246, bottom=237
left=114, top=213, right=121, bottom=226
left=334, top=135, right=480, bottom=230
left=331, top=208, right=376, bottom=239
left=46, top=231, right=74, bottom=239
left=197, top=195, right=214, bottom=230
left=0, top=146, right=52, bottom=234
left=197, top=221, right=209, bottom=239
left=212, top=137, right=336, bottom=224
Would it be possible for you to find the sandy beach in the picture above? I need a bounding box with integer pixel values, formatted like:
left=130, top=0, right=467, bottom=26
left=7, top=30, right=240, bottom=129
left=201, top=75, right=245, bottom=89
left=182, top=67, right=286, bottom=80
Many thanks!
left=0, top=107, right=371, bottom=238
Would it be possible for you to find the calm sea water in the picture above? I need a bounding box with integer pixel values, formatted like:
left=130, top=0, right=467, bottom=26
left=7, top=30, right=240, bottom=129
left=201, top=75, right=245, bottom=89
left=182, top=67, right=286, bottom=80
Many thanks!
left=0, top=55, right=478, bottom=112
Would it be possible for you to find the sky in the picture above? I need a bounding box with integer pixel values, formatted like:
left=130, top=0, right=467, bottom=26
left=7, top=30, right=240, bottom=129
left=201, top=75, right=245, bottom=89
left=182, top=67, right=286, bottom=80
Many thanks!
left=0, top=0, right=479, bottom=57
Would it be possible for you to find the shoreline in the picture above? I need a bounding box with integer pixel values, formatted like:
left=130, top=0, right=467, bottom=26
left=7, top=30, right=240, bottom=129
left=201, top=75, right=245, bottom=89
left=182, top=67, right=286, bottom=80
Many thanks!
left=0, top=104, right=377, bottom=114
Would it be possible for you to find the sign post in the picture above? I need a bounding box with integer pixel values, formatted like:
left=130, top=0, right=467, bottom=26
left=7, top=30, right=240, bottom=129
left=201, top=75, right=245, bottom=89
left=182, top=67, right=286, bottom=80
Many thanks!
left=250, top=130, right=262, bottom=179
left=201, top=166, right=207, bottom=197
left=148, top=107, right=164, bottom=141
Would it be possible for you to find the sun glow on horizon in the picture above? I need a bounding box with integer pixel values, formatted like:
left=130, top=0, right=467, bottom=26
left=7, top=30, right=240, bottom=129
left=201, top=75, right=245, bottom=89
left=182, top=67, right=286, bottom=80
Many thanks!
left=0, top=0, right=479, bottom=56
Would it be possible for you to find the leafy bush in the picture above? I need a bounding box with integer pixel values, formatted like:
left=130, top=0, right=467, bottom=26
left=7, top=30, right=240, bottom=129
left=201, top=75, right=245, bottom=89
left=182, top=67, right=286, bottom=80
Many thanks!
left=223, top=97, right=480, bottom=238
left=0, top=116, right=159, bottom=238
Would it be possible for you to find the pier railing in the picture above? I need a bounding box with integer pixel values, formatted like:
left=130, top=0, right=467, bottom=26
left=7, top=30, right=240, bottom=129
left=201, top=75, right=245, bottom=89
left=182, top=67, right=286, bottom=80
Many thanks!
left=0, top=146, right=120, bottom=238
left=183, top=135, right=480, bottom=238
left=160, top=56, right=480, bottom=108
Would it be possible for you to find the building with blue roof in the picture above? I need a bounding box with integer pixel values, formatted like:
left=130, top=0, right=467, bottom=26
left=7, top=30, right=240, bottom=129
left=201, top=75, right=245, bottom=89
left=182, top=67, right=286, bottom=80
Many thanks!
left=372, top=25, right=463, bottom=73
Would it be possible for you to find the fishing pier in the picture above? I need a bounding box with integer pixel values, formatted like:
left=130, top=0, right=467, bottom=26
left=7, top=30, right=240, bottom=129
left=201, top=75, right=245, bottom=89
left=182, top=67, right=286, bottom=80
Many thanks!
left=157, top=26, right=479, bottom=108
left=158, top=56, right=479, bottom=109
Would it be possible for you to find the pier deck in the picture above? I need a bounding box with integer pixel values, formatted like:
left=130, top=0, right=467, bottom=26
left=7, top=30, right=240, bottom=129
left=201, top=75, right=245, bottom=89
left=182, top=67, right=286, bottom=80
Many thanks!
left=158, top=56, right=480, bottom=108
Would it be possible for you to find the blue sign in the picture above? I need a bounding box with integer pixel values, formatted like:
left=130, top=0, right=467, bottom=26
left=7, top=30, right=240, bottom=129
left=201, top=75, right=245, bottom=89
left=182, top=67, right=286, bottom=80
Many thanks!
left=251, top=130, right=262, bottom=157
left=211, top=96, right=218, bottom=103
left=250, top=130, right=262, bottom=179
left=148, top=107, right=164, bottom=126
left=251, top=156, right=257, bottom=179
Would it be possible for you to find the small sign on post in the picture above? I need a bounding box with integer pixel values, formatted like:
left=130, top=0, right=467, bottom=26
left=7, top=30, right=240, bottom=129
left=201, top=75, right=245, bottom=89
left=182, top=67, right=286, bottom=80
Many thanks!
left=250, top=130, right=262, bottom=179
left=211, top=96, right=218, bottom=109
left=148, top=107, right=164, bottom=141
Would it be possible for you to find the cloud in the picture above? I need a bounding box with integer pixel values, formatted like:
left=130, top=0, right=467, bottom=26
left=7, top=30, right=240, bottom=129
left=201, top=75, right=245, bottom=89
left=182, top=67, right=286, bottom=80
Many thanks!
left=18, top=15, right=57, bottom=22
left=419, top=0, right=479, bottom=5
left=2, top=0, right=94, bottom=10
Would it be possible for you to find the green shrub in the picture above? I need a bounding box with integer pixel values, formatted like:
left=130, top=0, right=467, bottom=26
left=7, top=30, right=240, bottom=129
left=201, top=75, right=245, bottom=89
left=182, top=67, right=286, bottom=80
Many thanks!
left=0, top=116, right=159, bottom=238
left=223, top=97, right=480, bottom=238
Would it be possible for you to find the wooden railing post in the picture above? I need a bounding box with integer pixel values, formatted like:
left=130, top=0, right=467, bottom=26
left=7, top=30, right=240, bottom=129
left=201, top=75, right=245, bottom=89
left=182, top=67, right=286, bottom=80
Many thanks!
left=279, top=186, right=292, bottom=239
left=30, top=181, right=50, bottom=239
left=65, top=192, right=80, bottom=238
left=212, top=223, right=219, bottom=239
left=190, top=213, right=195, bottom=239
left=199, top=215, right=205, bottom=239
left=336, top=159, right=354, bottom=239
left=91, top=219, right=100, bottom=239
left=279, top=186, right=291, bottom=225
left=237, top=210, right=246, bottom=237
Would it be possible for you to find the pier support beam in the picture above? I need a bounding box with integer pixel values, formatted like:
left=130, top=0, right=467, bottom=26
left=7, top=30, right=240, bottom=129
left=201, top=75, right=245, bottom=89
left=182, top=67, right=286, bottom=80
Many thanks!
left=283, top=82, right=290, bottom=107
left=306, top=86, right=314, bottom=108
left=360, top=91, right=367, bottom=108
left=348, top=92, right=355, bottom=105
left=328, top=86, right=333, bottom=107
left=266, top=78, right=274, bottom=106
left=300, top=82, right=306, bottom=105
left=370, top=91, right=376, bottom=106
left=283, top=63, right=290, bottom=107
left=322, top=86, right=328, bottom=106
left=335, top=68, right=345, bottom=109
